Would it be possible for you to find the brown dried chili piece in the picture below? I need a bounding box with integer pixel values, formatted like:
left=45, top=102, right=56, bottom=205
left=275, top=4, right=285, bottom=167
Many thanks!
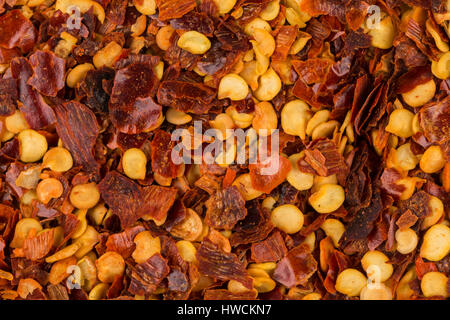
left=398, top=191, right=431, bottom=219
left=99, top=171, right=177, bottom=228
left=109, top=61, right=162, bottom=134
left=194, top=174, right=221, bottom=195
left=368, top=212, right=390, bottom=251
left=273, top=243, right=317, bottom=288
left=27, top=50, right=65, bottom=97
left=0, top=78, right=17, bottom=116
left=204, top=289, right=258, bottom=300
left=419, top=96, right=450, bottom=145
left=78, top=67, right=115, bottom=114
left=167, top=269, right=189, bottom=292
left=47, top=284, right=70, bottom=300
left=396, top=209, right=418, bottom=230
left=0, top=10, right=37, bottom=52
left=0, top=46, right=20, bottom=64
left=205, top=186, right=247, bottom=230
left=0, top=204, right=18, bottom=242
left=54, top=101, right=100, bottom=178
left=380, top=168, right=406, bottom=200
left=415, top=256, right=438, bottom=280
left=105, top=225, right=145, bottom=258
left=170, top=11, right=214, bottom=36
left=156, top=0, right=197, bottom=21
left=303, top=138, right=348, bottom=180
left=128, top=253, right=170, bottom=295
left=196, top=238, right=253, bottom=289
left=10, top=58, right=56, bottom=130
left=250, top=231, right=288, bottom=263
left=214, top=20, right=251, bottom=52
left=249, top=155, right=292, bottom=194
left=106, top=274, right=124, bottom=299
left=157, top=80, right=217, bottom=114
left=230, top=201, right=274, bottom=247
left=341, top=188, right=383, bottom=245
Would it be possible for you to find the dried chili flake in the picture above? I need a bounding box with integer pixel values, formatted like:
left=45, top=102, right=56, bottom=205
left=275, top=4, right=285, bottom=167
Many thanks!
left=196, top=238, right=253, bottom=289
left=128, top=253, right=170, bottom=295
left=249, top=155, right=291, bottom=194
left=54, top=101, right=100, bottom=178
left=0, top=10, right=37, bottom=52
left=156, top=0, right=197, bottom=21
left=105, top=225, right=145, bottom=258
left=205, top=186, right=247, bottom=230
left=250, top=231, right=287, bottom=263
left=151, top=130, right=180, bottom=179
left=273, top=243, right=317, bottom=288
left=27, top=51, right=65, bottom=97
left=272, top=25, right=297, bottom=61
left=23, top=229, right=54, bottom=261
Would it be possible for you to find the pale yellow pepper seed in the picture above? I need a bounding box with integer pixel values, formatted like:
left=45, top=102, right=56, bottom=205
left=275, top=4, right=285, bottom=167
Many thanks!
left=10, top=218, right=43, bottom=248
left=166, top=108, right=192, bottom=125
left=402, top=79, right=436, bottom=109
left=395, top=228, right=419, bottom=254
left=18, top=129, right=48, bottom=163
left=132, top=231, right=161, bottom=264
left=420, top=145, right=446, bottom=173
left=420, top=224, right=450, bottom=261
left=335, top=269, right=367, bottom=297
left=422, top=196, right=444, bottom=230
left=320, top=219, right=345, bottom=247
left=96, top=251, right=125, bottom=283
left=213, top=0, right=237, bottom=14
left=360, top=283, right=393, bottom=300
left=361, top=250, right=394, bottom=282
left=93, top=41, right=122, bottom=69
left=176, top=240, right=197, bottom=263
left=281, top=100, right=311, bottom=139
left=36, top=178, right=64, bottom=205
left=286, top=152, right=314, bottom=191
left=270, top=204, right=304, bottom=234
left=420, top=272, right=448, bottom=298
left=134, top=0, right=156, bottom=15
left=156, top=25, right=175, bottom=51
left=218, top=74, right=249, bottom=101
left=5, top=110, right=29, bottom=134
left=253, top=68, right=282, bottom=101
left=122, top=148, right=147, bottom=180
left=43, top=147, right=73, bottom=172
left=367, top=16, right=395, bottom=49
left=309, top=184, right=345, bottom=214
left=70, top=183, right=100, bottom=209
left=385, top=109, right=415, bottom=138
left=66, top=63, right=95, bottom=88
left=177, top=31, right=211, bottom=55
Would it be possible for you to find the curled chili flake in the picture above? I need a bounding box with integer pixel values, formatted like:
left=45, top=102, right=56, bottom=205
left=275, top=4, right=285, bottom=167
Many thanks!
left=251, top=231, right=288, bottom=263
left=273, top=243, right=317, bottom=288
left=197, top=238, right=253, bottom=289
left=54, top=101, right=100, bottom=178
left=105, top=225, right=145, bottom=258
left=128, top=253, right=170, bottom=295
left=99, top=171, right=177, bottom=228
left=205, top=186, right=247, bottom=230
left=10, top=58, right=56, bottom=130
left=157, top=80, right=217, bottom=114
left=156, top=0, right=197, bottom=21
left=27, top=51, right=65, bottom=97
left=22, top=229, right=54, bottom=261
left=0, top=10, right=37, bottom=52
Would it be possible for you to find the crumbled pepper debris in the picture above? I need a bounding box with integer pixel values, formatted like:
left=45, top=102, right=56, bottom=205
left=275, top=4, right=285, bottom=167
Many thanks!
left=0, top=0, right=449, bottom=301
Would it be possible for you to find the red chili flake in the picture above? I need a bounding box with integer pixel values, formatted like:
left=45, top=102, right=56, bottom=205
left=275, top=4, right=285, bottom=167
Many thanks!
left=157, top=80, right=217, bottom=114
left=214, top=20, right=251, bottom=52
left=196, top=238, right=253, bottom=289
left=419, top=96, right=450, bottom=145
left=273, top=243, right=317, bottom=288
left=170, top=12, right=214, bottom=36
left=151, top=130, right=180, bottom=179
left=272, top=25, right=297, bottom=61
left=105, top=225, right=145, bottom=258
left=205, top=186, right=247, bottom=230
left=222, top=168, right=237, bottom=188
left=0, top=47, right=20, bottom=64
left=395, top=209, right=419, bottom=230
left=156, top=0, right=197, bottom=21
left=106, top=275, right=124, bottom=299
left=194, top=174, right=221, bottom=195
left=251, top=231, right=287, bottom=263
left=0, top=204, right=18, bottom=242
left=299, top=0, right=346, bottom=22
left=249, top=155, right=291, bottom=194
left=303, top=138, right=348, bottom=179
left=54, top=101, right=100, bottom=178
left=0, top=10, right=37, bottom=52
left=27, top=51, right=65, bottom=97
left=398, top=191, right=431, bottom=219
left=380, top=168, right=406, bottom=200
left=109, top=61, right=161, bottom=134
left=98, top=171, right=177, bottom=228
left=10, top=58, right=56, bottom=130
left=367, top=213, right=390, bottom=251
left=415, top=256, right=438, bottom=280
left=204, top=289, right=258, bottom=300
left=23, top=229, right=54, bottom=261
left=230, top=201, right=274, bottom=246
left=128, top=253, right=170, bottom=295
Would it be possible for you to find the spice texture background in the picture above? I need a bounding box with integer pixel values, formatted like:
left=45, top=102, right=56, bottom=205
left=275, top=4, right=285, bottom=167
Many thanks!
left=0, top=0, right=449, bottom=300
